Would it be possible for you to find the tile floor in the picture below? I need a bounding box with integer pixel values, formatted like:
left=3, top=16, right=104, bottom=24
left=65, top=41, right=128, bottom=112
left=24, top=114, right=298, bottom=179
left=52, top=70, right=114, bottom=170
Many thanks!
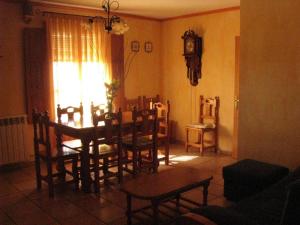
left=0, top=144, right=236, bottom=225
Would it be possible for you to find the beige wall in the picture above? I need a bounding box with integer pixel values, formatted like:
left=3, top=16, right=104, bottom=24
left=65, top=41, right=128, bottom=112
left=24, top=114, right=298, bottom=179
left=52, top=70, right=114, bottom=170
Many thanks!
left=239, top=0, right=300, bottom=169
left=161, top=10, right=240, bottom=152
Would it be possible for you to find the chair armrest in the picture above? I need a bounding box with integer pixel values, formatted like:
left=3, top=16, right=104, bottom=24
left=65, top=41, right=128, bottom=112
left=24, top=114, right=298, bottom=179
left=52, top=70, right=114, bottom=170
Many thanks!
left=287, top=179, right=300, bottom=190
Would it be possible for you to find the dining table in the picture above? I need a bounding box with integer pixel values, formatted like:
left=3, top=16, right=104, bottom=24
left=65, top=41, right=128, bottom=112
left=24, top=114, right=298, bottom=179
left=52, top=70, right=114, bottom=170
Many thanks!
left=50, top=117, right=97, bottom=192
left=50, top=111, right=160, bottom=193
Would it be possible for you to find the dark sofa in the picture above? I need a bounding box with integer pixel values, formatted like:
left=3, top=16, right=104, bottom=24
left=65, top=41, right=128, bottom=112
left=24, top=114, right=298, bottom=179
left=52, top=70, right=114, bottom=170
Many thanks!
left=179, top=166, right=300, bottom=225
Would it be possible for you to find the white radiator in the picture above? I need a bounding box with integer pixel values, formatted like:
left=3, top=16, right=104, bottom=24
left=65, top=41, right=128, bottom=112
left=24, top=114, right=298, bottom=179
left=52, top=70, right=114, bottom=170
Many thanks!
left=0, top=115, right=28, bottom=165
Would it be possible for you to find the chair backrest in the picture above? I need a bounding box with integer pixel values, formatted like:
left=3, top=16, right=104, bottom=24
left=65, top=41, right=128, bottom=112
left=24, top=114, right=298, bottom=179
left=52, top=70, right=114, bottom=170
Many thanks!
left=32, top=110, right=52, bottom=157
left=124, top=96, right=142, bottom=111
left=91, top=102, right=106, bottom=116
left=92, top=110, right=122, bottom=146
left=153, top=101, right=170, bottom=136
left=142, top=94, right=160, bottom=109
left=57, top=103, right=83, bottom=122
left=199, top=95, right=220, bottom=126
left=132, top=107, right=158, bottom=138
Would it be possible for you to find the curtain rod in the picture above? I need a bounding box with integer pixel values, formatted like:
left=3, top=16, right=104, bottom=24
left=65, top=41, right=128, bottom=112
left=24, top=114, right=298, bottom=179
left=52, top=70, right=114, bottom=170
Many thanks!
left=42, top=11, right=105, bottom=20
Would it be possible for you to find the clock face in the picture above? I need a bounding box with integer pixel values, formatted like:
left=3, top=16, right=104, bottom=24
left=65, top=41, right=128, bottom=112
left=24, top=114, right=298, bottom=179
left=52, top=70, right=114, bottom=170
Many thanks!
left=185, top=38, right=195, bottom=53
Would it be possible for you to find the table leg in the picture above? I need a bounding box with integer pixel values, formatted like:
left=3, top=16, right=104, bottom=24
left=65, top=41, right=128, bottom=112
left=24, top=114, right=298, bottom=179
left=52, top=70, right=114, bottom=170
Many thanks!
left=151, top=200, right=159, bottom=225
left=203, top=183, right=209, bottom=206
left=126, top=194, right=132, bottom=225
left=81, top=138, right=91, bottom=193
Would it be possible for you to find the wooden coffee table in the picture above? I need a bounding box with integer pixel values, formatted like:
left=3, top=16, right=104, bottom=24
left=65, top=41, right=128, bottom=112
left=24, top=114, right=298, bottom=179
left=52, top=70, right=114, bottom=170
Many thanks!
left=121, top=167, right=213, bottom=225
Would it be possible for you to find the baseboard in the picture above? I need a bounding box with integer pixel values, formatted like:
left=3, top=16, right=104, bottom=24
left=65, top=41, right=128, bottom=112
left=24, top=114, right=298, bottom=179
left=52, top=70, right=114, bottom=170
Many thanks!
left=171, top=139, right=233, bottom=156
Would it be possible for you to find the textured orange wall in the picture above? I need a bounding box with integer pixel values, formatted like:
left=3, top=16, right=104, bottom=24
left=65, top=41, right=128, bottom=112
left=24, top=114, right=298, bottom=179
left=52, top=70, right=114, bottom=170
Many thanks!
left=239, top=0, right=300, bottom=169
left=122, top=16, right=161, bottom=99
left=0, top=2, right=30, bottom=117
left=0, top=2, right=43, bottom=160
left=161, top=10, right=240, bottom=152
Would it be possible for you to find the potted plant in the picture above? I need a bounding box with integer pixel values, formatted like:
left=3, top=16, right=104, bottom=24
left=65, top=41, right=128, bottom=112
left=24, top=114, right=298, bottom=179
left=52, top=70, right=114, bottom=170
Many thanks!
left=105, top=79, right=120, bottom=114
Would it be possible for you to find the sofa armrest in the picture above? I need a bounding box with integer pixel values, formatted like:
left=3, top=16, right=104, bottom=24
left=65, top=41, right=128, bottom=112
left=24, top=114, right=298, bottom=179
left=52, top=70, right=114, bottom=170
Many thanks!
left=191, top=206, right=256, bottom=225
left=287, top=179, right=300, bottom=190
left=280, top=179, right=300, bottom=225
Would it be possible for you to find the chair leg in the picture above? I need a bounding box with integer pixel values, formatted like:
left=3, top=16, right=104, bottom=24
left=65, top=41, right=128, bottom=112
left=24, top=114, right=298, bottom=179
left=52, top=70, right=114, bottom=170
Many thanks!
left=132, top=149, right=138, bottom=176
left=185, top=128, right=189, bottom=152
left=118, top=148, right=123, bottom=183
left=153, top=146, right=158, bottom=173
left=215, top=131, right=218, bottom=153
left=165, top=140, right=170, bottom=166
left=124, top=150, right=129, bottom=170
left=138, top=150, right=142, bottom=172
left=46, top=161, right=54, bottom=198
left=200, top=131, right=204, bottom=155
left=72, top=156, right=79, bottom=191
left=93, top=156, right=100, bottom=193
left=56, top=158, right=66, bottom=183
left=34, top=154, right=42, bottom=189
left=132, top=149, right=139, bottom=177
left=103, top=158, right=109, bottom=185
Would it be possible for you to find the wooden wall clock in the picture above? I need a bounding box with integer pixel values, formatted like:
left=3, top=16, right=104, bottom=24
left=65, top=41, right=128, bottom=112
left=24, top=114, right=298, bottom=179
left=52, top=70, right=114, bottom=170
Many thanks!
left=182, top=30, right=202, bottom=86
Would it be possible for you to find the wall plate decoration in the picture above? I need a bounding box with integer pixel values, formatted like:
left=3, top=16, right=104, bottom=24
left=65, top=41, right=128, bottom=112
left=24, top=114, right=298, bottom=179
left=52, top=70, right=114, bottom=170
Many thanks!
left=131, top=41, right=140, bottom=52
left=144, top=41, right=153, bottom=53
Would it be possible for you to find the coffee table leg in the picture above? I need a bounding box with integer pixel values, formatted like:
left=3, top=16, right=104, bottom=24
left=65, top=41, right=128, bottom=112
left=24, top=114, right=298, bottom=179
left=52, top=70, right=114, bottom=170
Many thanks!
left=126, top=194, right=132, bottom=225
left=176, top=194, right=180, bottom=214
left=203, top=183, right=209, bottom=206
left=151, top=200, right=159, bottom=225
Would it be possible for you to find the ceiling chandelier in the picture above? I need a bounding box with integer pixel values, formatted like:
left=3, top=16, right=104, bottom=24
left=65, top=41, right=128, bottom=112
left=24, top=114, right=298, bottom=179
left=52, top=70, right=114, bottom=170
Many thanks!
left=100, top=0, right=129, bottom=35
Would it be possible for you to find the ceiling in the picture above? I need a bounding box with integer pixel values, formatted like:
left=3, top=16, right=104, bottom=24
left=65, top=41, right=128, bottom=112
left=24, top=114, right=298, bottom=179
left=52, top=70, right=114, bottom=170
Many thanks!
left=33, top=0, right=240, bottom=19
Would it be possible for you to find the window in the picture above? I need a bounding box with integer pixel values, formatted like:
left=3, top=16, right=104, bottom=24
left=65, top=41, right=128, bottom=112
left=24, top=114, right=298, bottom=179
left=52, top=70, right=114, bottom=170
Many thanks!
left=47, top=15, right=111, bottom=119
left=53, top=61, right=107, bottom=120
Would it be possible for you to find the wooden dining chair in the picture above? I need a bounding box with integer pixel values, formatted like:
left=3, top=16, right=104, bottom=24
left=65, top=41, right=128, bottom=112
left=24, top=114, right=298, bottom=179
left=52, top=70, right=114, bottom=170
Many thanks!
left=91, top=110, right=123, bottom=193
left=124, top=96, right=142, bottom=111
left=153, top=101, right=170, bottom=165
left=185, top=95, right=220, bottom=154
left=32, top=110, right=79, bottom=198
left=57, top=103, right=83, bottom=123
left=56, top=103, right=83, bottom=150
left=122, top=107, right=158, bottom=175
left=142, top=94, right=160, bottom=109
left=91, top=101, right=106, bottom=116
